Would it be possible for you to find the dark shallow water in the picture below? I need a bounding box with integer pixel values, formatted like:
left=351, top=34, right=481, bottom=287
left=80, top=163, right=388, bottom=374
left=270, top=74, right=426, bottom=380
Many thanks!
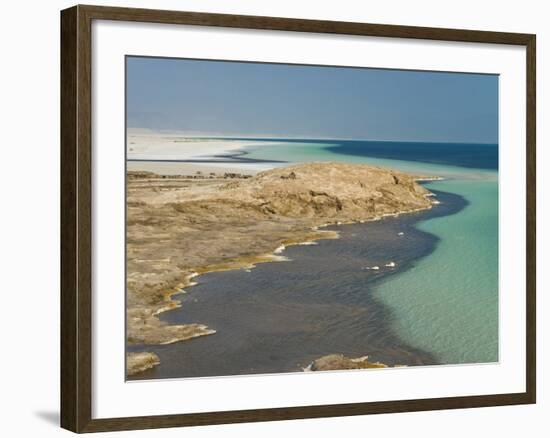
left=128, top=188, right=467, bottom=380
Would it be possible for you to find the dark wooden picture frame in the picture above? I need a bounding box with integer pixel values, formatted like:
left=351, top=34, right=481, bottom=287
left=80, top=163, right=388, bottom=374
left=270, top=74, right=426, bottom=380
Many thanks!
left=61, top=4, right=536, bottom=433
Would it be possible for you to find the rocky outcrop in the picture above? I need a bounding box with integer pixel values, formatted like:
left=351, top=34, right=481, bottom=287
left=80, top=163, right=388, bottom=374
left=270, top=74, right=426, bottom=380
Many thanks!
left=308, top=354, right=388, bottom=371
left=127, top=352, right=160, bottom=376
left=126, top=162, right=436, bottom=369
left=158, top=162, right=432, bottom=222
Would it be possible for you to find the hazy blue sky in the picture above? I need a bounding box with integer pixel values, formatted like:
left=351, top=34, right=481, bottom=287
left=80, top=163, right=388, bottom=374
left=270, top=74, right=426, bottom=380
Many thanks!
left=127, top=56, right=498, bottom=143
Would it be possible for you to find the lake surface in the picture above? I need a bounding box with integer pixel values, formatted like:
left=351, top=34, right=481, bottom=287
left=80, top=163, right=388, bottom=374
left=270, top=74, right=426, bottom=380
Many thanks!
left=128, top=139, right=499, bottom=380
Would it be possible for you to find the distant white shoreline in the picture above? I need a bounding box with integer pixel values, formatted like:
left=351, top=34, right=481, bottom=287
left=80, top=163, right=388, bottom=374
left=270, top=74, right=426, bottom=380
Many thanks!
left=127, top=129, right=287, bottom=175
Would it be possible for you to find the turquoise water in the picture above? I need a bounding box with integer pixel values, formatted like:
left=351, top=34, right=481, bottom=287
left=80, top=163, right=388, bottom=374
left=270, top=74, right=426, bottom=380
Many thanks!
left=375, top=179, right=498, bottom=364
left=243, top=140, right=499, bottom=364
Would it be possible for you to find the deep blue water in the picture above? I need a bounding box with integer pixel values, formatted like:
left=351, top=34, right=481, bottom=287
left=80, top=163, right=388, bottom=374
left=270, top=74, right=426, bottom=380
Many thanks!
left=229, top=138, right=498, bottom=170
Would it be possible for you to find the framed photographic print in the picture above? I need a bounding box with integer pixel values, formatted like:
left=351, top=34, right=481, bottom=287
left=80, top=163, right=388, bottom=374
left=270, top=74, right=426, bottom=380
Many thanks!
left=60, top=4, right=536, bottom=433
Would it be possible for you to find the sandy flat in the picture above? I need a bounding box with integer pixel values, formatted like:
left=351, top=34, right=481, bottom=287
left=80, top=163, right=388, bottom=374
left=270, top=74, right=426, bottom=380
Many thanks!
left=126, top=129, right=289, bottom=175
left=127, top=129, right=285, bottom=161
left=127, top=161, right=263, bottom=176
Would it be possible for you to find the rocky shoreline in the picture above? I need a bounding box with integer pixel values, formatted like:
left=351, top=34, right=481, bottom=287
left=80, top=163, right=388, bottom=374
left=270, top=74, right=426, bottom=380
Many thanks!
left=126, top=162, right=438, bottom=376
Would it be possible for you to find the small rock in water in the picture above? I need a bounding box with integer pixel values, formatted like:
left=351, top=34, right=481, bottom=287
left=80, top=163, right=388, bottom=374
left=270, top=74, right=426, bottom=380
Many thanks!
left=308, top=354, right=388, bottom=371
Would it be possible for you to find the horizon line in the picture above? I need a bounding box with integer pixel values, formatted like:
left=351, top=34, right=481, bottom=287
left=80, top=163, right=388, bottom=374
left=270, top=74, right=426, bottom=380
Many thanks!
left=127, top=127, right=498, bottom=146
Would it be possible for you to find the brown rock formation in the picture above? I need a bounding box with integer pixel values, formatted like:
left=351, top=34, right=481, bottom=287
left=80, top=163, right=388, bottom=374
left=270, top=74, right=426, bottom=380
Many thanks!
left=309, top=354, right=388, bottom=371
left=126, top=162, right=435, bottom=368
left=126, top=352, right=161, bottom=376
